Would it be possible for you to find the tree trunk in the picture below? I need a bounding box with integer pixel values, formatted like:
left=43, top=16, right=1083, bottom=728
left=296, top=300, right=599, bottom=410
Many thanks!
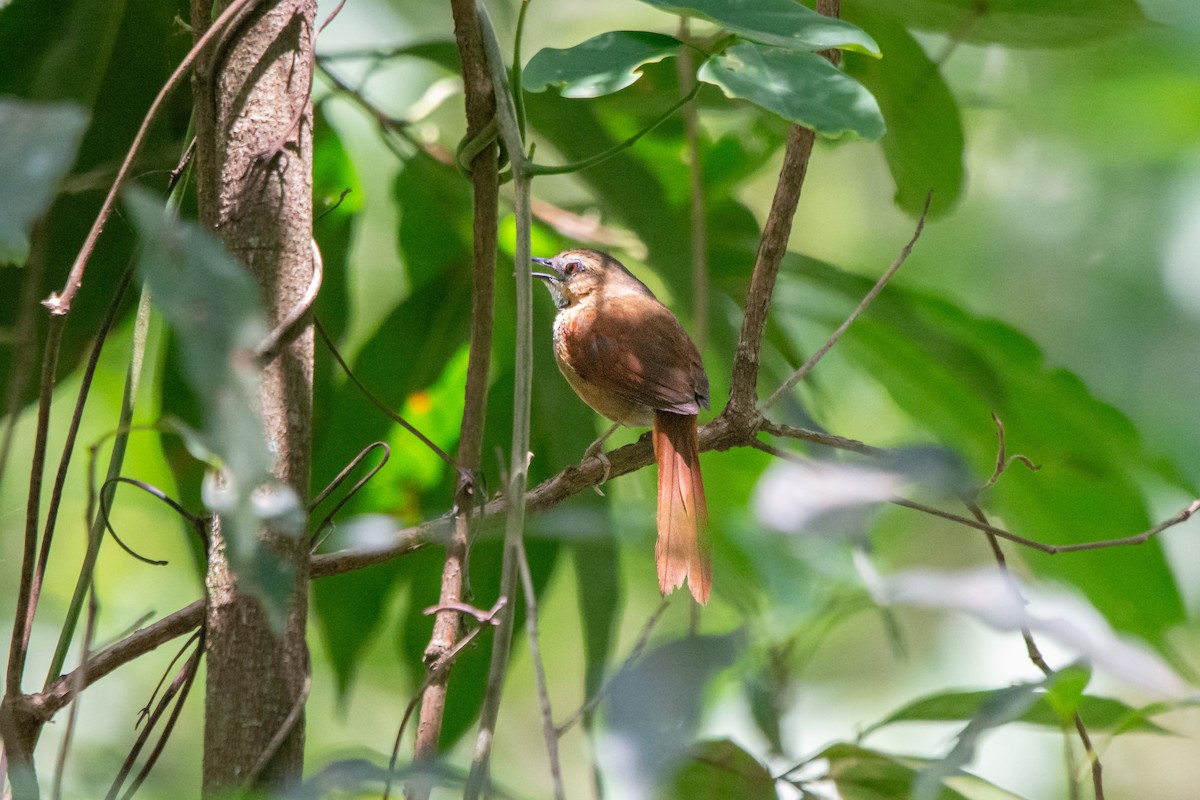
left=190, top=0, right=315, bottom=794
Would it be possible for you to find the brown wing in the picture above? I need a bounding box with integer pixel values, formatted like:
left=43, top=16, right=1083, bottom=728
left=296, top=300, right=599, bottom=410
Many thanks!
left=562, top=293, right=708, bottom=415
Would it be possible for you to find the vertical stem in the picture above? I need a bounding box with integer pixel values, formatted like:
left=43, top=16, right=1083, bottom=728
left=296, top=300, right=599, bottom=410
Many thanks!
left=465, top=2, right=533, bottom=795
left=409, top=0, right=499, bottom=790
left=516, top=538, right=565, bottom=800
left=726, top=0, right=841, bottom=419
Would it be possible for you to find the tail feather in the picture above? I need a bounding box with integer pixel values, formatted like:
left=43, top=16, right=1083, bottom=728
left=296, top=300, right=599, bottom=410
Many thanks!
left=652, top=411, right=711, bottom=604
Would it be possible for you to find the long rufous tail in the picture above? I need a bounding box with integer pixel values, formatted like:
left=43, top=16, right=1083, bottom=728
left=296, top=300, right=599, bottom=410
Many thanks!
left=652, top=411, right=711, bottom=604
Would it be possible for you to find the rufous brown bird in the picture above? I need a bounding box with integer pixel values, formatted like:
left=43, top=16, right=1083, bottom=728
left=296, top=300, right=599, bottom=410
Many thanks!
left=532, top=249, right=712, bottom=604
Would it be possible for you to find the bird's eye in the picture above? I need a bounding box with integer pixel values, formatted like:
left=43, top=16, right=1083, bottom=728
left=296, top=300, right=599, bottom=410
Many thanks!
left=563, top=260, right=583, bottom=276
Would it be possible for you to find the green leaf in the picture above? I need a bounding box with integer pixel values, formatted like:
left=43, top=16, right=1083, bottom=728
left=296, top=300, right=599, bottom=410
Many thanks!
left=865, top=680, right=1173, bottom=737
left=128, top=188, right=303, bottom=623
left=666, top=739, right=777, bottom=800
left=0, top=98, right=89, bottom=264
left=639, top=0, right=880, bottom=55
left=848, top=0, right=1146, bottom=48
left=699, top=43, right=885, bottom=140
left=843, top=7, right=963, bottom=215
left=524, top=31, right=685, bottom=98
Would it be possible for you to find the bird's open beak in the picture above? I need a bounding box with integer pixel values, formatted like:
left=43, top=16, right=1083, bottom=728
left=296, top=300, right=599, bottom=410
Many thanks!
left=531, top=257, right=558, bottom=282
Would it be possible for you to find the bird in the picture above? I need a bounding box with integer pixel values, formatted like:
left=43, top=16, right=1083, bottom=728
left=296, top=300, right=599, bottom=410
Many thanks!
left=532, top=249, right=712, bottom=604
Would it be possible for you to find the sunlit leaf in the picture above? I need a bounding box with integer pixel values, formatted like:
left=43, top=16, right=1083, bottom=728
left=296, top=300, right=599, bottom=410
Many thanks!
left=524, top=31, right=684, bottom=98
left=699, top=43, right=885, bottom=140
left=848, top=0, right=1146, bottom=48
left=843, top=6, right=963, bottom=215
left=0, top=98, right=89, bottom=264
left=639, top=0, right=880, bottom=55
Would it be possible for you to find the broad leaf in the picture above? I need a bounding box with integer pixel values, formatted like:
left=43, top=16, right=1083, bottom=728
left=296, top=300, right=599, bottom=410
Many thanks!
left=850, top=0, right=1146, bottom=48
left=0, top=98, right=89, bottom=264
left=639, top=0, right=880, bottom=55
left=524, top=31, right=684, bottom=98
left=843, top=6, right=963, bottom=215
left=699, top=43, right=885, bottom=141
left=865, top=683, right=1172, bottom=736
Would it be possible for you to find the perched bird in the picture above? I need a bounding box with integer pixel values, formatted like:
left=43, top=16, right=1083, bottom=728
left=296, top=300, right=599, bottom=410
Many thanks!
left=532, top=249, right=711, bottom=604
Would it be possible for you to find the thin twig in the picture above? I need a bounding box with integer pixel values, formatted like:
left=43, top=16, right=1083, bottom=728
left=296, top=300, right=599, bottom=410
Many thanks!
left=762, top=191, right=932, bottom=411
left=676, top=17, right=709, bottom=352
left=516, top=537, right=565, bottom=800
left=759, top=420, right=885, bottom=458
left=965, top=420, right=1102, bottom=799
left=890, top=497, right=1200, bottom=555
left=254, top=238, right=323, bottom=364
left=309, top=442, right=391, bottom=551
left=106, top=635, right=204, bottom=800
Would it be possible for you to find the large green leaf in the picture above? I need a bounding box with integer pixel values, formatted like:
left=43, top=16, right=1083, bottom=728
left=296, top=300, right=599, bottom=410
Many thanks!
left=774, top=258, right=1186, bottom=645
left=843, top=5, right=963, bottom=215
left=865, top=684, right=1172, bottom=736
left=0, top=98, right=89, bottom=265
left=128, top=189, right=303, bottom=622
left=699, top=43, right=885, bottom=140
left=638, top=0, right=880, bottom=55
left=524, top=31, right=684, bottom=98
left=851, top=0, right=1146, bottom=47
